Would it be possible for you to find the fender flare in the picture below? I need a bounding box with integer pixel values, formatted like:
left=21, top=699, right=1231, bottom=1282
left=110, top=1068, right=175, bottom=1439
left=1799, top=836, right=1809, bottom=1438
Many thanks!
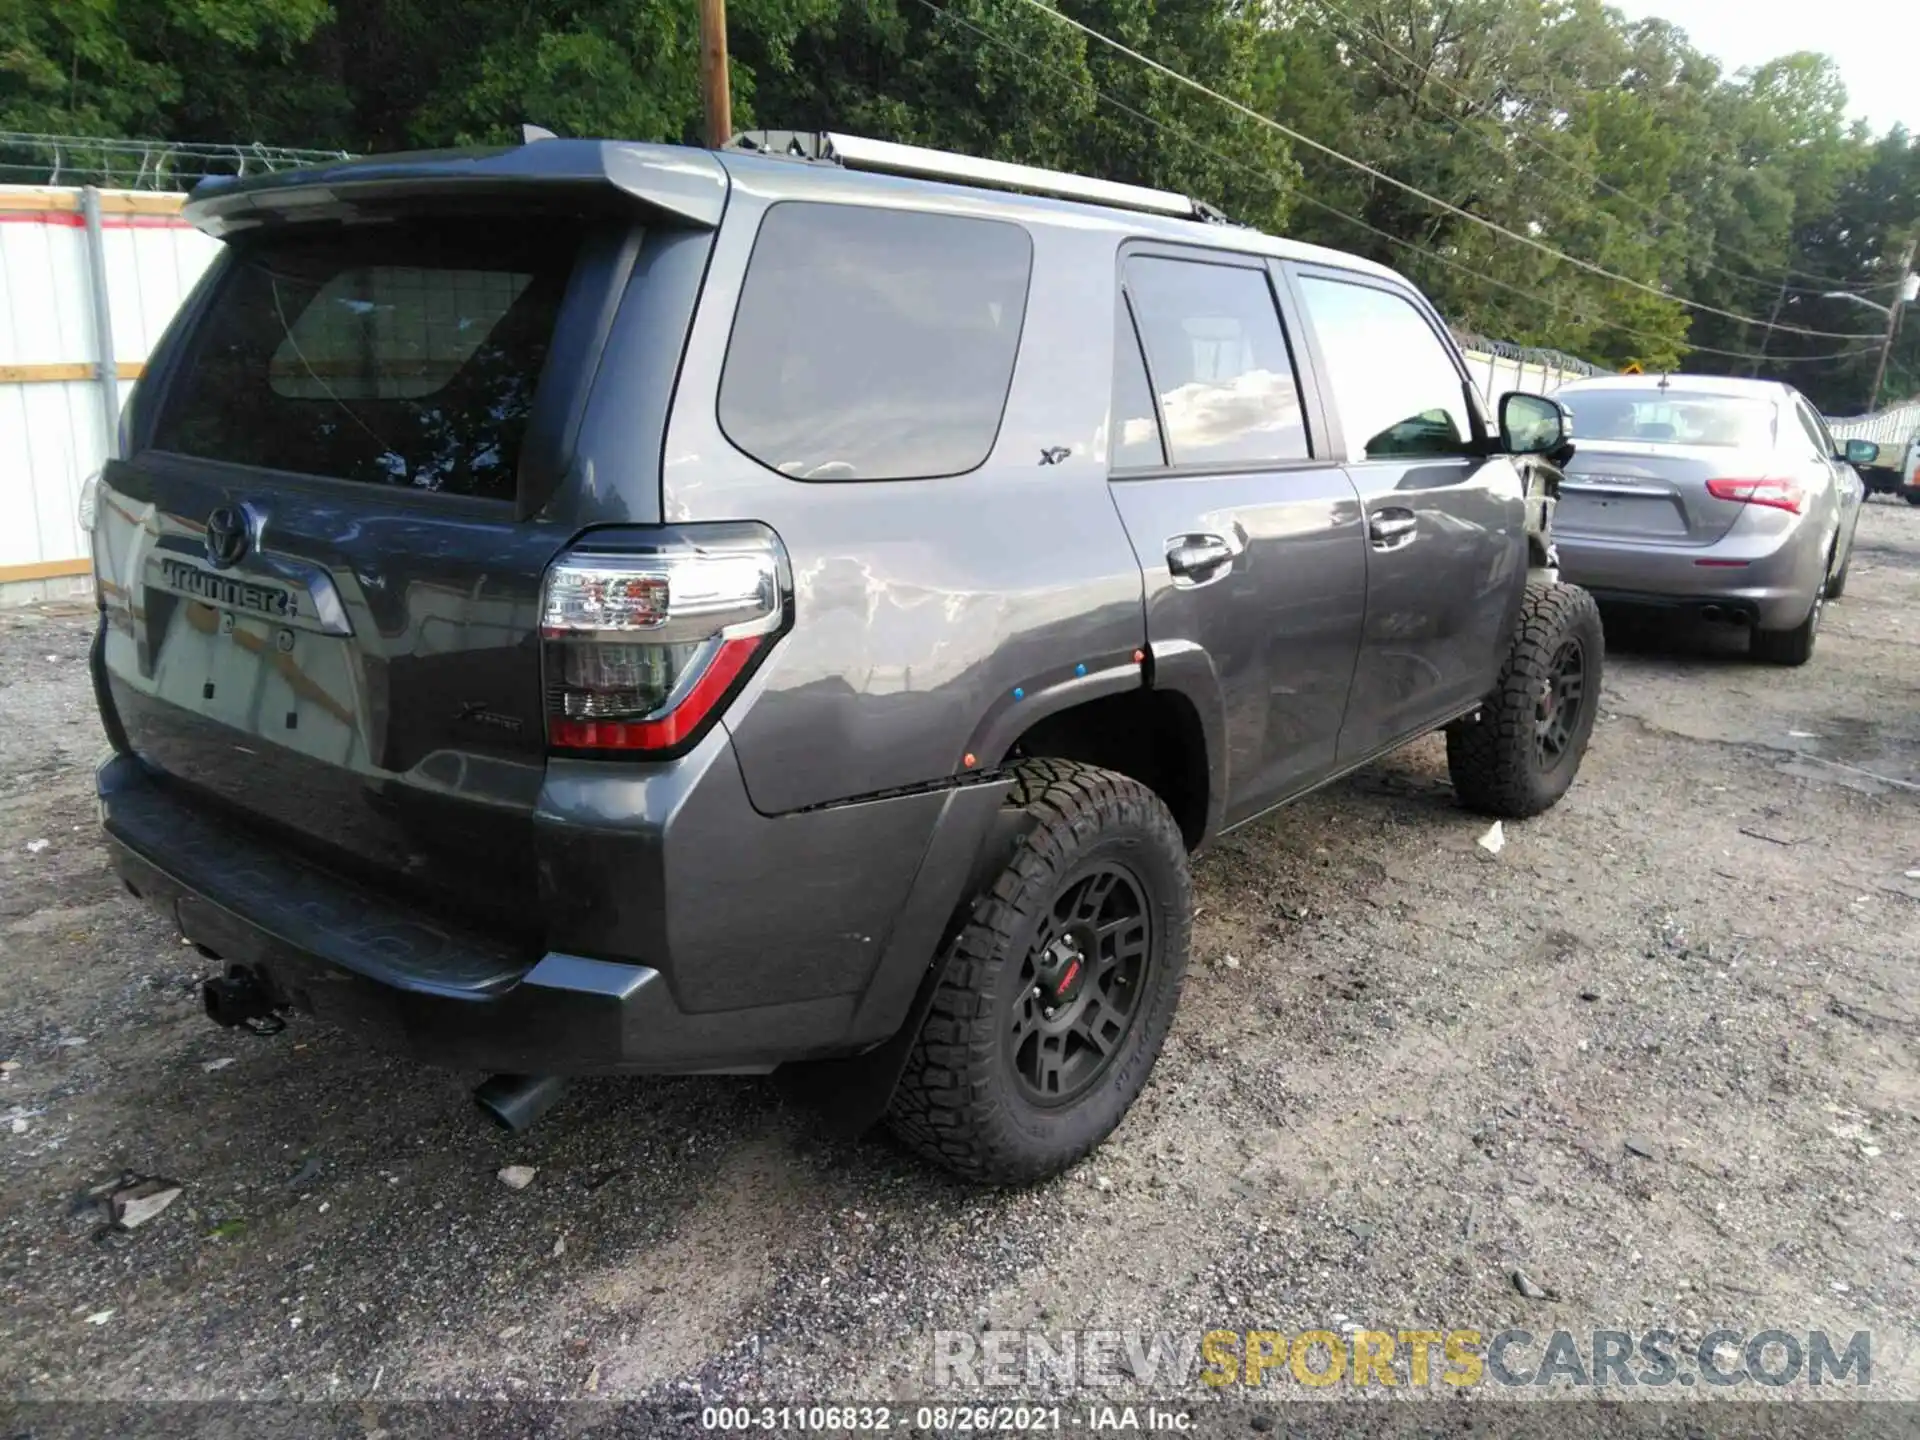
left=783, top=645, right=1231, bottom=1132
left=962, top=656, right=1145, bottom=771
left=778, top=789, right=1033, bottom=1138
left=1138, top=639, right=1228, bottom=845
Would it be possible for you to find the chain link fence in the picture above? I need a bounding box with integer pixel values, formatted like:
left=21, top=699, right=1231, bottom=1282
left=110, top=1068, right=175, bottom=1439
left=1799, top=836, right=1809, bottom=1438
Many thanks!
left=0, top=132, right=351, bottom=191
left=1450, top=328, right=1607, bottom=381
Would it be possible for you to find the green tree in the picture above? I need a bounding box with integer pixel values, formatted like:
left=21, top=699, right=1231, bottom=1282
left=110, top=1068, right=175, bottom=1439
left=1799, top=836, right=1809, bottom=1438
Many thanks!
left=4, top=0, right=1915, bottom=408
left=0, top=0, right=330, bottom=140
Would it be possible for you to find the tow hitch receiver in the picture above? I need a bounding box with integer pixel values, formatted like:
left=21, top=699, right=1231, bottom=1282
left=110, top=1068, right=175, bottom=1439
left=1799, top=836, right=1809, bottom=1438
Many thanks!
left=202, top=967, right=285, bottom=1035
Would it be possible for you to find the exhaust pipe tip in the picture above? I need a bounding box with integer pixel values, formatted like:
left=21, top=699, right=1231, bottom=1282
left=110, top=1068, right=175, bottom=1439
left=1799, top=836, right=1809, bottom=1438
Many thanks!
left=474, top=1073, right=568, bottom=1133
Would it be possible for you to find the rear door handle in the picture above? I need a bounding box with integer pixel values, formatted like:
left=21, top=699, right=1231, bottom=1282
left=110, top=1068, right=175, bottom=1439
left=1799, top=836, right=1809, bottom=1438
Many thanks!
left=1165, top=534, right=1239, bottom=587
left=1369, top=508, right=1418, bottom=550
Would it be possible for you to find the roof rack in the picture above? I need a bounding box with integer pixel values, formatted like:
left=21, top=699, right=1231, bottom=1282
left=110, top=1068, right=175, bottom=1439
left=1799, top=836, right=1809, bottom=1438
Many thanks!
left=727, top=130, right=1230, bottom=225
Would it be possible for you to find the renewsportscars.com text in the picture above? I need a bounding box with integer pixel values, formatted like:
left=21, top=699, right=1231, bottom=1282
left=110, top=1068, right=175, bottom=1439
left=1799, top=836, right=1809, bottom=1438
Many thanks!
left=933, top=1328, right=1872, bottom=1390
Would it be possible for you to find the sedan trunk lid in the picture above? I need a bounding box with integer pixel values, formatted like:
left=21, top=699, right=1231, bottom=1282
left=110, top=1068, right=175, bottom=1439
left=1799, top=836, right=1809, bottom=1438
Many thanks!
left=1556, top=441, right=1775, bottom=547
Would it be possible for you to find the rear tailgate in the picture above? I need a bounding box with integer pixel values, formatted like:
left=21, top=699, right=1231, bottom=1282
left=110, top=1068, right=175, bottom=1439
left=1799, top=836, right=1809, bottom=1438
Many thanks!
left=1557, top=441, right=1770, bottom=547
left=93, top=146, right=724, bottom=940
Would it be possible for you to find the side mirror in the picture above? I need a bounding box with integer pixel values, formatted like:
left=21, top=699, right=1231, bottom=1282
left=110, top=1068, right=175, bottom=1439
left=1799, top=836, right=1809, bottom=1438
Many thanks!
left=1843, top=439, right=1878, bottom=467
left=1499, top=392, right=1569, bottom=456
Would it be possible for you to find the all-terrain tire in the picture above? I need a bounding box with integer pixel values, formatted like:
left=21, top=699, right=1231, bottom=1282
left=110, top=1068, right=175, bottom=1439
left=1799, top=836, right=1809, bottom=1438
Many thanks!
left=1751, top=587, right=1821, bottom=666
left=1447, top=581, right=1604, bottom=819
left=885, top=760, right=1190, bottom=1186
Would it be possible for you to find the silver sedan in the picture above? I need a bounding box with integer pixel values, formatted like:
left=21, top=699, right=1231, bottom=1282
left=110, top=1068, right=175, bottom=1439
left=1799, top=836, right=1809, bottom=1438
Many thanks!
left=1550, top=374, right=1864, bottom=665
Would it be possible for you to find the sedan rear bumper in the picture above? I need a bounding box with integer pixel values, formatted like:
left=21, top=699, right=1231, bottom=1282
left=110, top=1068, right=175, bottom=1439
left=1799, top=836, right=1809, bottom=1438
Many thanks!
left=1556, top=524, right=1826, bottom=631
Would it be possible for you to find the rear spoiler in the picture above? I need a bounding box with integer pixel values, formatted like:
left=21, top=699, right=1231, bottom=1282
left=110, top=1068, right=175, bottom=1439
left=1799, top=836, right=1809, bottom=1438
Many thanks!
left=184, top=139, right=729, bottom=237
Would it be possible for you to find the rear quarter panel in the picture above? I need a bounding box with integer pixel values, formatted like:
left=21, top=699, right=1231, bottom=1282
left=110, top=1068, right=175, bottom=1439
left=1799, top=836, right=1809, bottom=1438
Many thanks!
left=651, top=164, right=1149, bottom=816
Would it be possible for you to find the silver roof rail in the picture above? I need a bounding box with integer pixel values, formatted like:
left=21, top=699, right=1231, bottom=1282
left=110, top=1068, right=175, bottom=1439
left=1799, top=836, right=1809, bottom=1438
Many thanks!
left=727, top=130, right=1230, bottom=224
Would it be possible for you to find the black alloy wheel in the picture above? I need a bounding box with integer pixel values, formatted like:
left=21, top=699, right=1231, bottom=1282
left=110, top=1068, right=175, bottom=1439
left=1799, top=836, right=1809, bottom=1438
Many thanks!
left=1447, top=580, right=1606, bottom=819
left=1008, top=862, right=1152, bottom=1108
left=885, top=760, right=1192, bottom=1185
left=1534, top=637, right=1587, bottom=768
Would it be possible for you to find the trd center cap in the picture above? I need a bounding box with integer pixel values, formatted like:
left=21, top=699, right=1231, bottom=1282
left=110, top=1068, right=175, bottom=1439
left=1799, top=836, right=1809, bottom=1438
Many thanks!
left=1037, top=934, right=1089, bottom=1006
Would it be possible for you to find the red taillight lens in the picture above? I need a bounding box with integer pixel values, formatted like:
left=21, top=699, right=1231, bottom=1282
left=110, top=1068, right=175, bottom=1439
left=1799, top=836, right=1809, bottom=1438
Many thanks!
left=1705, top=477, right=1804, bottom=514
left=540, top=526, right=786, bottom=757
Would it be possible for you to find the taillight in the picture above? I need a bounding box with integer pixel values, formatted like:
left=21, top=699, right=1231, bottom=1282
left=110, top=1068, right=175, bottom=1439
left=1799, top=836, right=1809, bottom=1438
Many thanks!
left=77, top=472, right=102, bottom=532
left=1706, top=478, right=1804, bottom=515
left=540, top=524, right=787, bottom=757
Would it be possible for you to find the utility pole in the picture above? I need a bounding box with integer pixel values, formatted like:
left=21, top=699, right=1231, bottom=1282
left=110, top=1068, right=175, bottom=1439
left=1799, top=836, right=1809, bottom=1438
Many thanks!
left=700, top=0, right=732, bottom=149
left=1750, top=275, right=1790, bottom=379
left=1865, top=235, right=1916, bottom=413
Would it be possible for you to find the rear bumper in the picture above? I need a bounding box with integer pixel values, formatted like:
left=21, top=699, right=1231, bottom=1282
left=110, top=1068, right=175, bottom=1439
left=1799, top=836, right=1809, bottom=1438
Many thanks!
left=1556, top=523, right=1826, bottom=631
left=1576, top=587, right=1761, bottom=625
left=99, top=743, right=1008, bottom=1076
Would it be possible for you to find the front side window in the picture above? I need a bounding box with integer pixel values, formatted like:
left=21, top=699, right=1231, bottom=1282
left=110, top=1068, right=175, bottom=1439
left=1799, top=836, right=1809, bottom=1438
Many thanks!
left=153, top=220, right=580, bottom=501
left=718, top=203, right=1032, bottom=481
left=1296, top=276, right=1474, bottom=461
left=1123, top=256, right=1309, bottom=468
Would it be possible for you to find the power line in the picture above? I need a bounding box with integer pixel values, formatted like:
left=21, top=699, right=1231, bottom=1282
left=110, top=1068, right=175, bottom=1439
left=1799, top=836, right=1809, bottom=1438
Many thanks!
left=1006, top=0, right=1886, bottom=342
left=1288, top=188, right=1882, bottom=364
left=925, top=0, right=1873, bottom=364
left=1308, top=0, right=1879, bottom=295
left=916, top=0, right=1881, bottom=367
left=1302, top=0, right=1887, bottom=299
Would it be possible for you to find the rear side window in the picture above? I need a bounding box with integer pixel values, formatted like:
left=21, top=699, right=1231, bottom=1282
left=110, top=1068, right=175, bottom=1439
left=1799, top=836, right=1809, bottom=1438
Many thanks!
left=1794, top=401, right=1837, bottom=460
left=153, top=221, right=579, bottom=501
left=1295, top=276, right=1473, bottom=461
left=1124, top=256, right=1309, bottom=467
left=719, top=203, right=1033, bottom=481
left=1111, top=296, right=1166, bottom=469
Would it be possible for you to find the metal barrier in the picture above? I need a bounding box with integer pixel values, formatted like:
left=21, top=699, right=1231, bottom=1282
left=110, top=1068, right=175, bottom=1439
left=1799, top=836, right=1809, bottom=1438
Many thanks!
left=1827, top=398, right=1920, bottom=448
left=0, top=185, right=222, bottom=603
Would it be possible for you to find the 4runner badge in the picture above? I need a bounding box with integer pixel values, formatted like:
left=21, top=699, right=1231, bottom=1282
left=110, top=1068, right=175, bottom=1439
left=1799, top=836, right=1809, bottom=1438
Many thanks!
left=456, top=701, right=524, bottom=735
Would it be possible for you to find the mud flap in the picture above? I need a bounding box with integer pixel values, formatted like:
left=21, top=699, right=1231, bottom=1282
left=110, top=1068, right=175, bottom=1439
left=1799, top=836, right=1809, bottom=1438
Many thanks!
left=778, top=800, right=1039, bottom=1137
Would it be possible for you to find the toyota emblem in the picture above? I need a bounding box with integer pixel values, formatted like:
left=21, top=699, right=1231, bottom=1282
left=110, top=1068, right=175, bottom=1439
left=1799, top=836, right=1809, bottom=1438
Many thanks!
left=204, top=505, right=250, bottom=568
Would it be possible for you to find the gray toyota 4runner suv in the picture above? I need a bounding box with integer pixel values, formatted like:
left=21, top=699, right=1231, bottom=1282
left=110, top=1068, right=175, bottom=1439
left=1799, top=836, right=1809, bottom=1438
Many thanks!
left=88, top=131, right=1602, bottom=1184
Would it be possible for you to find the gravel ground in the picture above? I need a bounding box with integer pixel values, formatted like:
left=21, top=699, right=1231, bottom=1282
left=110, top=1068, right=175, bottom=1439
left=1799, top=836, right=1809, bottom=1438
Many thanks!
left=2, top=501, right=1918, bottom=1429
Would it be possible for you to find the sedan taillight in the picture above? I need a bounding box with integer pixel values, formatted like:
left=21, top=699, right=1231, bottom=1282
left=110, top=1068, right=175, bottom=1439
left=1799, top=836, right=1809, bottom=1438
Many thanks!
left=1705, top=477, right=1804, bottom=515
left=540, top=525, right=787, bottom=757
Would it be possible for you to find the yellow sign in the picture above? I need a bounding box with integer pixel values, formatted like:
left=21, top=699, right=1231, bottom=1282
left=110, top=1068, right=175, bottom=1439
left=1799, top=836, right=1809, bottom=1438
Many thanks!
left=1621, top=362, right=1644, bottom=375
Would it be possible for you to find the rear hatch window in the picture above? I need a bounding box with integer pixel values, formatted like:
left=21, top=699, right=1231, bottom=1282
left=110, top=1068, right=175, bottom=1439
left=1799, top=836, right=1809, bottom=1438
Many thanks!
left=152, top=220, right=581, bottom=502
left=1561, top=392, right=1778, bottom=449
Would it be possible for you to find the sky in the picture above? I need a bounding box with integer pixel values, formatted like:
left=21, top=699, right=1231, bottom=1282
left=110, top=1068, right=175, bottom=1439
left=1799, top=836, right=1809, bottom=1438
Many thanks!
left=1609, top=0, right=1918, bottom=137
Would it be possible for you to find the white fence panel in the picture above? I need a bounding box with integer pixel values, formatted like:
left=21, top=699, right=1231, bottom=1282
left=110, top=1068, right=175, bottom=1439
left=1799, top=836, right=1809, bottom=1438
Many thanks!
left=1828, top=399, right=1920, bottom=449
left=1, top=379, right=96, bottom=573
left=0, top=205, right=94, bottom=366
left=0, top=185, right=220, bottom=603
left=102, top=219, right=221, bottom=360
